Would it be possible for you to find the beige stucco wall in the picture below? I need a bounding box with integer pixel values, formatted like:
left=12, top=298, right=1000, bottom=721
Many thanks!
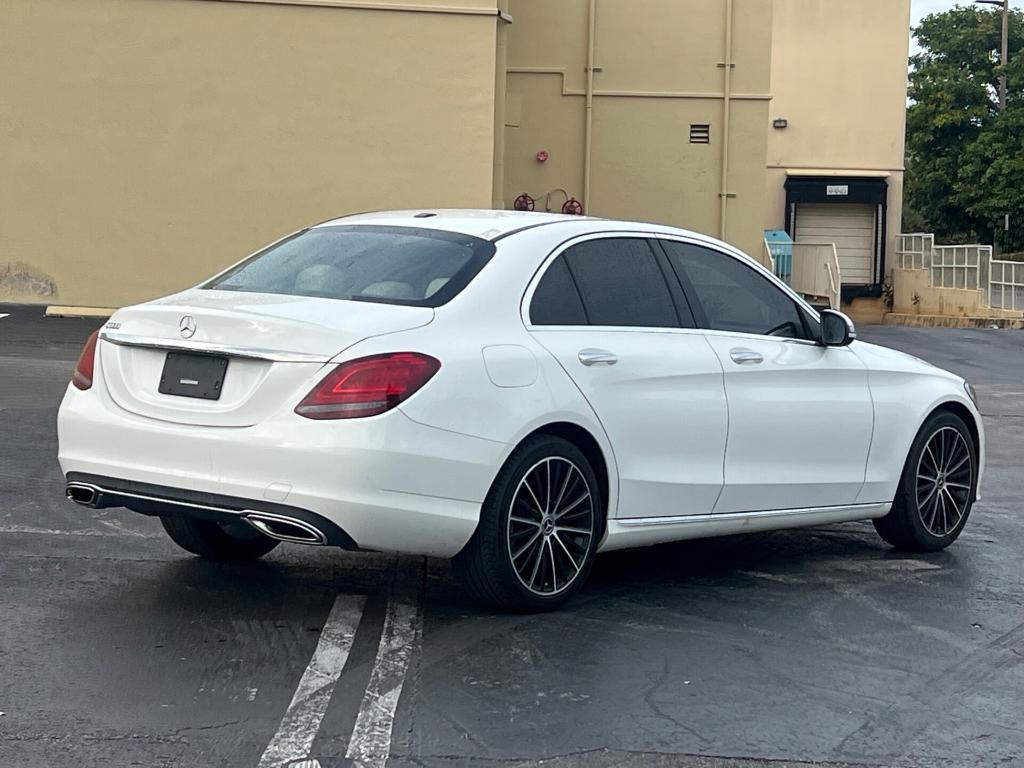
left=765, top=0, right=911, bottom=267
left=0, top=0, right=500, bottom=307
left=503, top=0, right=774, bottom=260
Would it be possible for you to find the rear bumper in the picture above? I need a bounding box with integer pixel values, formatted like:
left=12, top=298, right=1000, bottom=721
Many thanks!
left=58, top=383, right=509, bottom=558
left=65, top=472, right=359, bottom=548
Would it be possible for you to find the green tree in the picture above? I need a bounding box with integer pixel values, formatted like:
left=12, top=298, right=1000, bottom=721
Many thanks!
left=906, top=4, right=1024, bottom=250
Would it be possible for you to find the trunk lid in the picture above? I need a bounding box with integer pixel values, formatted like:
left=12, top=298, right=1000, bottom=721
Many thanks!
left=98, top=289, right=433, bottom=427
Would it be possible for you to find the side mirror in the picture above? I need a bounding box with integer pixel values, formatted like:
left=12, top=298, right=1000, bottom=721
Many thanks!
left=820, top=309, right=856, bottom=347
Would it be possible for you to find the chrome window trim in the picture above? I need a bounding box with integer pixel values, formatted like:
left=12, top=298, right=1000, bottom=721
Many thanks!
left=522, top=230, right=825, bottom=346
left=99, top=331, right=329, bottom=363
left=521, top=230, right=672, bottom=331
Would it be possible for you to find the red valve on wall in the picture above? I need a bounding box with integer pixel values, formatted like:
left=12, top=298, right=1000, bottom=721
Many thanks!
left=535, top=150, right=549, bottom=163
left=562, top=198, right=584, bottom=215
left=513, top=193, right=536, bottom=212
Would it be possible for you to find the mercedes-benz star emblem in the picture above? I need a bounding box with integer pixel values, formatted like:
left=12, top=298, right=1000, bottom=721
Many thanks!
left=179, top=315, right=197, bottom=339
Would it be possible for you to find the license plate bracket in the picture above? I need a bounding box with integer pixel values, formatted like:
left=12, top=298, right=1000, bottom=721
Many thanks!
left=159, top=352, right=229, bottom=400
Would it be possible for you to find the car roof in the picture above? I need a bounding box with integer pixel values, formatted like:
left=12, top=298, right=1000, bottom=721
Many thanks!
left=312, top=209, right=702, bottom=242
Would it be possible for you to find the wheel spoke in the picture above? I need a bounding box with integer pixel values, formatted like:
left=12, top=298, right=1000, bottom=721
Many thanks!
left=527, top=539, right=545, bottom=589
left=523, top=479, right=546, bottom=517
left=946, top=453, right=970, bottom=476
left=918, top=483, right=939, bottom=509
left=512, top=529, right=542, bottom=561
left=944, top=437, right=964, bottom=471
left=552, top=533, right=582, bottom=576
left=550, top=465, right=576, bottom=520
left=933, top=490, right=946, bottom=534
left=547, top=538, right=558, bottom=592
left=945, top=481, right=971, bottom=490
left=923, top=443, right=940, bottom=475
left=544, top=459, right=552, bottom=516
left=943, top=486, right=964, bottom=520
left=555, top=492, right=590, bottom=520
left=510, top=515, right=541, bottom=528
left=555, top=525, right=591, bottom=536
left=917, top=473, right=938, bottom=484
left=932, top=486, right=946, bottom=532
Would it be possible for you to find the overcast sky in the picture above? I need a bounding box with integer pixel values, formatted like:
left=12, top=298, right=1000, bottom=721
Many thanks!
left=911, top=1, right=1020, bottom=53
left=912, top=0, right=957, bottom=26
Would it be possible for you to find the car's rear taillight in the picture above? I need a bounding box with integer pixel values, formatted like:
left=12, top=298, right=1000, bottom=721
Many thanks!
left=72, top=330, right=100, bottom=390
left=295, top=352, right=441, bottom=420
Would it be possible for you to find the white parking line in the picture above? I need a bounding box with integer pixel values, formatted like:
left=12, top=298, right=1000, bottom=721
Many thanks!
left=257, top=595, right=366, bottom=768
left=0, top=524, right=159, bottom=538
left=0, top=314, right=9, bottom=320
left=346, top=597, right=423, bottom=768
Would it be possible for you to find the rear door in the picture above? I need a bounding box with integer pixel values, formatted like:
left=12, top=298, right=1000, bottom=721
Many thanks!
left=658, top=238, right=873, bottom=513
left=526, top=234, right=728, bottom=519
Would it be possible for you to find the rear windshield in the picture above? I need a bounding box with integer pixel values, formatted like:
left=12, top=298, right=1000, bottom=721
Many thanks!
left=203, top=225, right=496, bottom=307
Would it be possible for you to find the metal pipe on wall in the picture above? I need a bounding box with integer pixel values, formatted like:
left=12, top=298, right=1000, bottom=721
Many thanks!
left=583, top=0, right=597, bottom=213
left=492, top=4, right=511, bottom=208
left=719, top=0, right=734, bottom=240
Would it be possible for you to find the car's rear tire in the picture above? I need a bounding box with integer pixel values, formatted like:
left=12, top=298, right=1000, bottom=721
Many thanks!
left=873, top=410, right=978, bottom=552
left=160, top=516, right=280, bottom=561
left=452, top=435, right=602, bottom=612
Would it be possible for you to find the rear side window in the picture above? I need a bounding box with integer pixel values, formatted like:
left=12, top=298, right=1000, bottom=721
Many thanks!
left=564, top=238, right=679, bottom=328
left=204, top=225, right=496, bottom=307
left=530, top=257, right=588, bottom=325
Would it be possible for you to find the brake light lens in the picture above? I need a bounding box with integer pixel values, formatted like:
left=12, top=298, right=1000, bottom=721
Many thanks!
left=72, top=330, right=100, bottom=390
left=295, top=352, right=441, bottom=420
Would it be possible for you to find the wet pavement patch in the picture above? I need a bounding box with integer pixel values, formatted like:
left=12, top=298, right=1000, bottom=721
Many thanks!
left=2, top=322, right=1023, bottom=767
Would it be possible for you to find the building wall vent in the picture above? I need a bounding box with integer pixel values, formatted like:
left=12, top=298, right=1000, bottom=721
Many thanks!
left=689, top=124, right=711, bottom=144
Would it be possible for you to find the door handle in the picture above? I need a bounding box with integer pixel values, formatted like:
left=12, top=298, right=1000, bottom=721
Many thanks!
left=578, top=348, right=618, bottom=367
left=729, top=348, right=764, bottom=365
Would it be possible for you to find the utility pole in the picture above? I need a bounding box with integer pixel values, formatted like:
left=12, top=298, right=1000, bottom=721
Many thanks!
left=976, top=0, right=1009, bottom=111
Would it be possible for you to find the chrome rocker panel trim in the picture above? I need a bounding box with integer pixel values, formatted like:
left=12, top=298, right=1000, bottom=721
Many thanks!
left=600, top=502, right=892, bottom=552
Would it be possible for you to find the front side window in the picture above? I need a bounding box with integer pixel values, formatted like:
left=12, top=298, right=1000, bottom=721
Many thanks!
left=204, top=225, right=496, bottom=307
left=662, top=240, right=808, bottom=339
left=536, top=238, right=679, bottom=328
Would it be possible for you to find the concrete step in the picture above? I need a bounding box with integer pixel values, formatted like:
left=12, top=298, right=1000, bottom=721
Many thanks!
left=841, top=297, right=885, bottom=326
left=882, top=313, right=1024, bottom=329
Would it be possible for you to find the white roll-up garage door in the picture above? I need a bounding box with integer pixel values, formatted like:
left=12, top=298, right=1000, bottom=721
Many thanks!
left=794, top=203, right=876, bottom=286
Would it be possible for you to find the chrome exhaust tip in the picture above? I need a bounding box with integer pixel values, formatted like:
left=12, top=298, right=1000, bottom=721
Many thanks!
left=66, top=483, right=100, bottom=508
left=244, top=512, right=327, bottom=545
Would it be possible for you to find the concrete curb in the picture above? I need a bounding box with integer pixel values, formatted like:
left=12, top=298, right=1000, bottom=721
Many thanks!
left=882, top=313, right=1024, bottom=329
left=45, top=305, right=116, bottom=318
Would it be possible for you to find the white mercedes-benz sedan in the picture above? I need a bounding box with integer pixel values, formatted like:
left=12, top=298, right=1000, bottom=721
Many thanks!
left=59, top=210, right=984, bottom=610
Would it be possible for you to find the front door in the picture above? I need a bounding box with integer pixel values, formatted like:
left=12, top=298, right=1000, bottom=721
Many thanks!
left=659, top=237, right=874, bottom=513
left=525, top=235, right=728, bottom=519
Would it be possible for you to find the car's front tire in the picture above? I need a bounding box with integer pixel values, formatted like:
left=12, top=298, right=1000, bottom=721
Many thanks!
left=160, top=516, right=280, bottom=561
left=873, top=410, right=978, bottom=552
left=453, top=435, right=602, bottom=612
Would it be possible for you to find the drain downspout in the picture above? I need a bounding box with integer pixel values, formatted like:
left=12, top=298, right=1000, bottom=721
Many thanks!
left=583, top=0, right=597, bottom=213
left=719, top=0, right=734, bottom=240
left=492, top=4, right=511, bottom=208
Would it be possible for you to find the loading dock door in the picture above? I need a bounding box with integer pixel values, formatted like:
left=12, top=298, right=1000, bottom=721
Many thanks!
left=794, top=203, right=876, bottom=286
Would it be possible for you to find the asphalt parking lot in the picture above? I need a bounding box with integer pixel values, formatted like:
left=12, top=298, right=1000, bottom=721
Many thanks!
left=2, top=306, right=1023, bottom=768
